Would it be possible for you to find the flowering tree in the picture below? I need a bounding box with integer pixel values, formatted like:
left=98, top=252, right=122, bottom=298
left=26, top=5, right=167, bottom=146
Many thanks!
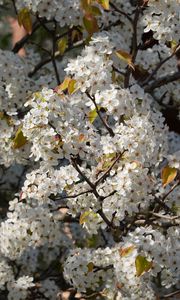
left=0, top=0, right=180, bottom=299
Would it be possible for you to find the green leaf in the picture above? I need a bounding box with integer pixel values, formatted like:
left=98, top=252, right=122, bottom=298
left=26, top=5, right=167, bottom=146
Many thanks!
left=135, top=255, right=153, bottom=277
left=86, top=235, right=98, bottom=248
left=13, top=127, right=27, bottom=149
left=161, top=166, right=177, bottom=187
left=83, top=13, right=99, bottom=35
left=91, top=5, right=102, bottom=15
left=17, top=7, right=32, bottom=34
left=57, top=37, right=68, bottom=55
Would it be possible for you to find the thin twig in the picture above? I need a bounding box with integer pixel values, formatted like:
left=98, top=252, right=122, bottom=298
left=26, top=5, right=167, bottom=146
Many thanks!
left=28, top=40, right=84, bottom=77
left=36, top=15, right=53, bottom=34
left=151, top=213, right=179, bottom=220
left=162, top=289, right=180, bottom=299
left=86, top=92, right=115, bottom=137
left=161, top=181, right=180, bottom=202
left=70, top=157, right=114, bottom=228
left=55, top=189, right=93, bottom=201
left=70, top=157, right=99, bottom=197
left=103, top=190, right=117, bottom=199
left=95, top=151, right=126, bottom=186
left=28, top=56, right=52, bottom=77
left=51, top=21, right=61, bottom=84
left=103, top=19, right=122, bottom=31
left=28, top=41, right=51, bottom=55
left=142, top=44, right=180, bottom=86
left=112, top=65, right=126, bottom=76
left=110, top=2, right=132, bottom=23
left=124, top=5, right=141, bottom=88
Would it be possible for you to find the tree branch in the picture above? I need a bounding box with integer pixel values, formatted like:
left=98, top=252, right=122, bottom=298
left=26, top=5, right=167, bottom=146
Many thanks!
left=12, top=0, right=18, bottom=14
left=97, top=209, right=116, bottom=228
left=144, top=71, right=180, bottom=92
left=70, top=157, right=99, bottom=198
left=70, top=157, right=115, bottom=228
left=12, top=21, right=40, bottom=53
left=124, top=5, right=141, bottom=88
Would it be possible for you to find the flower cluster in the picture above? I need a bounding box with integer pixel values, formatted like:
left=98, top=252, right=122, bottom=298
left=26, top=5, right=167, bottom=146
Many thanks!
left=16, top=0, right=82, bottom=26
left=142, top=0, right=180, bottom=41
left=0, top=1, right=179, bottom=299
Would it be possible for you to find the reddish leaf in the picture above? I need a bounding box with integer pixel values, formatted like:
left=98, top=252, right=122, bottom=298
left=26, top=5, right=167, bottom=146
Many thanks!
left=83, top=13, right=99, bottom=35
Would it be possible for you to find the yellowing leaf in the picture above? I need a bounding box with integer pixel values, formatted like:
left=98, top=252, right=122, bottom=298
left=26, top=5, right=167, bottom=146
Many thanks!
left=115, top=50, right=135, bottom=70
left=13, top=127, right=27, bottom=149
left=56, top=77, right=79, bottom=95
left=161, top=166, right=177, bottom=187
left=170, top=40, right=177, bottom=50
left=80, top=211, right=91, bottom=224
left=68, top=79, right=78, bottom=95
left=18, top=7, right=32, bottom=34
left=83, top=13, right=99, bottom=35
left=95, top=153, right=117, bottom=177
left=88, top=106, right=100, bottom=123
left=79, top=211, right=97, bottom=224
left=87, top=262, right=94, bottom=272
left=58, top=77, right=71, bottom=92
left=119, top=245, right=135, bottom=257
left=97, top=0, right=109, bottom=10
left=57, top=37, right=68, bottom=55
left=135, top=255, right=153, bottom=277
